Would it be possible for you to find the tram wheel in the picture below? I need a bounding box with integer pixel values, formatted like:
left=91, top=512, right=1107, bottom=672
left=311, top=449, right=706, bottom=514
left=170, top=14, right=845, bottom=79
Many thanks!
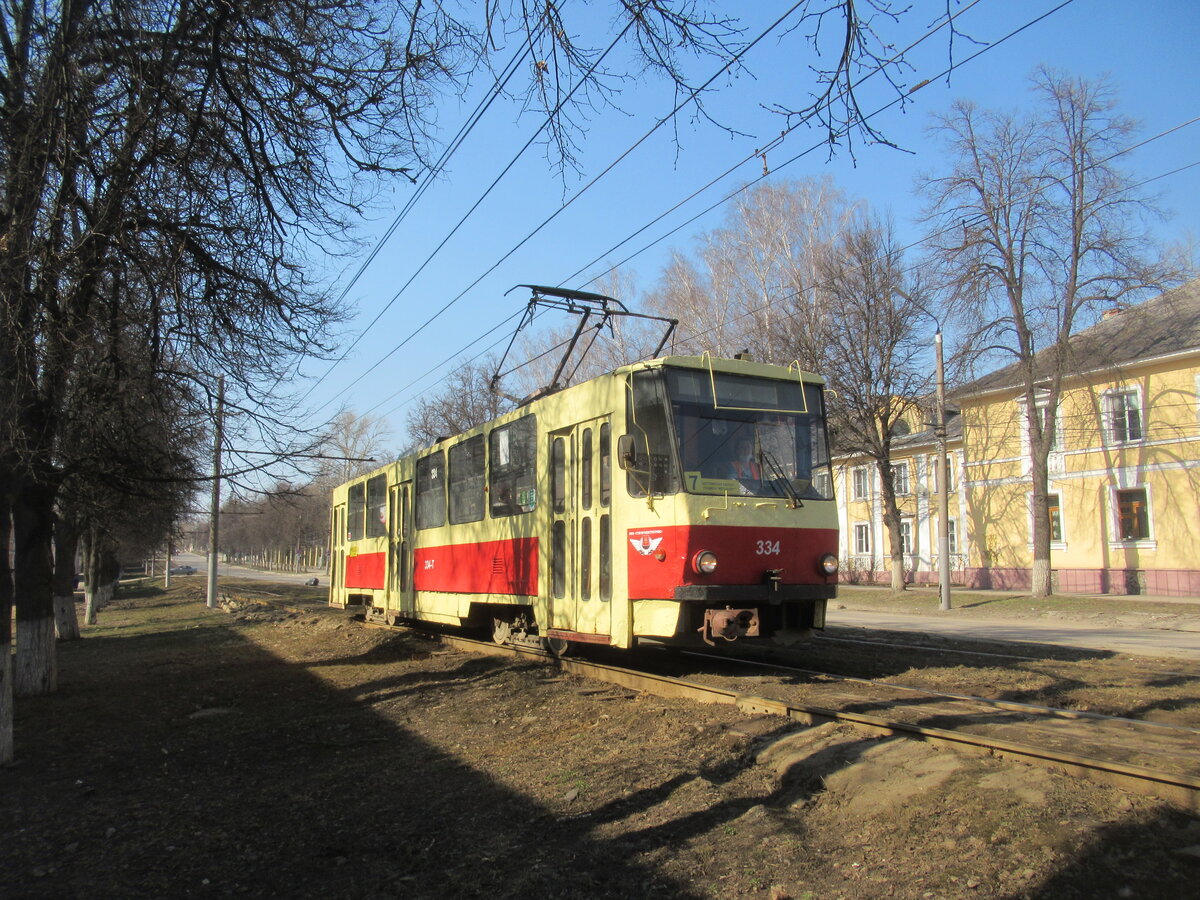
left=543, top=636, right=571, bottom=657
left=492, top=617, right=512, bottom=646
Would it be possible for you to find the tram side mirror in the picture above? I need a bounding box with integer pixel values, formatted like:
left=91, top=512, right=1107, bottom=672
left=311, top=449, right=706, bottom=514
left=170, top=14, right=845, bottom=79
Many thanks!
left=617, top=434, right=638, bottom=471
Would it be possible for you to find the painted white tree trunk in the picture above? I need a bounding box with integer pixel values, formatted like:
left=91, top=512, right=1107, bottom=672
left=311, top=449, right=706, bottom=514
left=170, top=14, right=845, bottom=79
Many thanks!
left=84, top=580, right=116, bottom=625
left=15, top=616, right=57, bottom=696
left=1031, top=556, right=1052, bottom=599
left=54, top=592, right=81, bottom=640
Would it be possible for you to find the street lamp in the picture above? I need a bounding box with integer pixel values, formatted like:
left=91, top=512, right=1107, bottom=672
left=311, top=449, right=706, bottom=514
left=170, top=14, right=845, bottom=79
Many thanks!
left=905, top=295, right=953, bottom=611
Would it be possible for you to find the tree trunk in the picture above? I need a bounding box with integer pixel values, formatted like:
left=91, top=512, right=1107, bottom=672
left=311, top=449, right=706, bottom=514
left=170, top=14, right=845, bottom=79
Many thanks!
left=82, top=535, right=121, bottom=625
left=1028, top=413, right=1054, bottom=599
left=13, top=479, right=57, bottom=696
left=876, top=460, right=907, bottom=592
left=53, top=515, right=81, bottom=640
left=1, top=494, right=15, bottom=764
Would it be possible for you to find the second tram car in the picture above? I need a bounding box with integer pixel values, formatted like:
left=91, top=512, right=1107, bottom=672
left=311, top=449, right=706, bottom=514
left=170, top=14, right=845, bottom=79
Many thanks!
left=328, top=353, right=838, bottom=650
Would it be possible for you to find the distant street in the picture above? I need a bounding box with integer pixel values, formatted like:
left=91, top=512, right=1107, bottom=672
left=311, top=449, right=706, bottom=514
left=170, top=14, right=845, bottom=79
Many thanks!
left=165, top=552, right=324, bottom=586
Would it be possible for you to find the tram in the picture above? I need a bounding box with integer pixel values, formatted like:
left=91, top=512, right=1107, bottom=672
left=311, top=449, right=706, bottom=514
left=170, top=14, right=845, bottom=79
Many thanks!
left=328, top=290, right=838, bottom=651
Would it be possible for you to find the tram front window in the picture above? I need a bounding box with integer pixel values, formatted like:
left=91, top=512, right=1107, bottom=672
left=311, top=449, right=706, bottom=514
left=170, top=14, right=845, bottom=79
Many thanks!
left=666, top=368, right=833, bottom=501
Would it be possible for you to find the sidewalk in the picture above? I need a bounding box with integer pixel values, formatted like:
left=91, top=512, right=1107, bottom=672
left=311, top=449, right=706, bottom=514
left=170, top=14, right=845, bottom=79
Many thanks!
left=829, top=585, right=1200, bottom=661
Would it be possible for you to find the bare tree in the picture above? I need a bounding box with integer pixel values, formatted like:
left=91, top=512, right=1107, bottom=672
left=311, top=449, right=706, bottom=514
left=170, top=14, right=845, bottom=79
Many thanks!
left=920, top=69, right=1182, bottom=598
left=645, top=178, right=856, bottom=361
left=406, top=357, right=515, bottom=448
left=799, top=214, right=931, bottom=591
left=318, top=412, right=395, bottom=484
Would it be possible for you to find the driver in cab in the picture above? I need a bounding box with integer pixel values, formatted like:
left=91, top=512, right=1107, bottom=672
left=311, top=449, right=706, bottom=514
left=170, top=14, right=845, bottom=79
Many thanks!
left=728, top=438, right=760, bottom=481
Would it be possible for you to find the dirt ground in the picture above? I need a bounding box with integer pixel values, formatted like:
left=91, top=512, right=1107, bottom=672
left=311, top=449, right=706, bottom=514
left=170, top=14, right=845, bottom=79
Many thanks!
left=3, top=581, right=1200, bottom=899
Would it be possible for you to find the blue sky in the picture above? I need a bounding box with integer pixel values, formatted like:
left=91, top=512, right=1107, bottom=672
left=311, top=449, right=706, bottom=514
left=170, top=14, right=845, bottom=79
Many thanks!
left=293, top=0, right=1200, bottom=448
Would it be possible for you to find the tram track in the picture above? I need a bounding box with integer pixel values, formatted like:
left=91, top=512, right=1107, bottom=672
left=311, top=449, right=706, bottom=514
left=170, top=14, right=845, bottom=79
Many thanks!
left=387, top=626, right=1200, bottom=814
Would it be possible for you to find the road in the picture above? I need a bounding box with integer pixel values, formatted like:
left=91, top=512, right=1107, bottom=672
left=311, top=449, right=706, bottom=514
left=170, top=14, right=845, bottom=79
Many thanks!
left=828, top=608, right=1200, bottom=661
left=166, top=552, right=323, bottom=586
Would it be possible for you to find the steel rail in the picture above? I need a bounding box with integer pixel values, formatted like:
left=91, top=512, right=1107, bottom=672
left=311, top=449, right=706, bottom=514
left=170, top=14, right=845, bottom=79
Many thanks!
left=675, top=648, right=1200, bottom=736
left=432, top=633, right=1200, bottom=814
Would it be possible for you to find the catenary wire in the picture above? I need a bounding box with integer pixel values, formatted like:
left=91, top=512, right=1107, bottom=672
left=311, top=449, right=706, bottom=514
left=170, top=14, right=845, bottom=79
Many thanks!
left=299, top=14, right=644, bottom=414
left=304, top=1, right=814, bottom=417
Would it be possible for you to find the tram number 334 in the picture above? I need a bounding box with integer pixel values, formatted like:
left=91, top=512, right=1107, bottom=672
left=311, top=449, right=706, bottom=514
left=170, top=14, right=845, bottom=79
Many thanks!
left=755, top=540, right=782, bottom=556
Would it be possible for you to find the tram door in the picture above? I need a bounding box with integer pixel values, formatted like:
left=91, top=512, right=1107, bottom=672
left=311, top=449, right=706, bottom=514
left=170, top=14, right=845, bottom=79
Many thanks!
left=548, top=418, right=612, bottom=640
left=388, top=481, right=415, bottom=618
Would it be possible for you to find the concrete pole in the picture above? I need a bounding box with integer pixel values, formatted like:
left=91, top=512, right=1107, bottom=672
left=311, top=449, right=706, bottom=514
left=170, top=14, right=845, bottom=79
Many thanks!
left=935, top=330, right=952, bottom=611
left=206, top=376, right=225, bottom=609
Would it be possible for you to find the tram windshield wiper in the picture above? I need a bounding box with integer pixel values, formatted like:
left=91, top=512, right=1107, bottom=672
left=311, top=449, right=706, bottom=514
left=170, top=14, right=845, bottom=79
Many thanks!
left=759, top=448, right=803, bottom=508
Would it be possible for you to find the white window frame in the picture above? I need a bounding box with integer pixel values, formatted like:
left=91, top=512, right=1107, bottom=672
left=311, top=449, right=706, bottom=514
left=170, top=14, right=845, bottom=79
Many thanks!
left=892, top=461, right=910, bottom=496
left=1104, top=388, right=1143, bottom=445
left=899, top=518, right=914, bottom=556
left=931, top=517, right=959, bottom=564
left=852, top=465, right=870, bottom=501
left=1109, top=484, right=1155, bottom=548
left=853, top=522, right=871, bottom=555
left=929, top=454, right=955, bottom=494
left=1046, top=491, right=1066, bottom=549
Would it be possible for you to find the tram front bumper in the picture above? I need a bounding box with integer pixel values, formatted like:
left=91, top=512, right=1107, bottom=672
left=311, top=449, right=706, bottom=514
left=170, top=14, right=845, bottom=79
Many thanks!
left=672, top=584, right=836, bottom=603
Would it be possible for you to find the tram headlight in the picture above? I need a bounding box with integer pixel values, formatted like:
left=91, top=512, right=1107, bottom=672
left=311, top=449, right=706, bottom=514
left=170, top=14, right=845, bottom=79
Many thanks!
left=692, top=550, right=718, bottom=576
left=819, top=553, right=839, bottom=576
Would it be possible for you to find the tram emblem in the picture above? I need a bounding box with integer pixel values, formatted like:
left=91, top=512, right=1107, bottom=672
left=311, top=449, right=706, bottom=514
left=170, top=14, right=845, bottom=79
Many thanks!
left=629, top=535, right=663, bottom=556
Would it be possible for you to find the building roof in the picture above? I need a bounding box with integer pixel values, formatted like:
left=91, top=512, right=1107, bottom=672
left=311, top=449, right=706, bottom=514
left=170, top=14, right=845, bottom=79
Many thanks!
left=954, top=279, right=1200, bottom=399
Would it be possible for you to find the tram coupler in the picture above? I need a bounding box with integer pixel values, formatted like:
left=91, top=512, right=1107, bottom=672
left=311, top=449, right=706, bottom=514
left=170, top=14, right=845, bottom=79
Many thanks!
left=698, top=607, right=760, bottom=646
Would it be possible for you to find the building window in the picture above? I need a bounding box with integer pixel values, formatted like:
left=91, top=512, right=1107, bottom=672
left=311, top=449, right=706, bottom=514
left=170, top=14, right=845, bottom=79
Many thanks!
left=899, top=519, right=914, bottom=555
left=1047, top=493, right=1063, bottom=543
left=892, top=462, right=910, bottom=496
left=814, top=470, right=833, bottom=499
left=854, top=523, right=871, bottom=555
left=1106, top=390, right=1143, bottom=443
left=1116, top=488, right=1150, bottom=541
left=932, top=517, right=958, bottom=559
left=852, top=466, right=870, bottom=501
left=930, top=456, right=954, bottom=493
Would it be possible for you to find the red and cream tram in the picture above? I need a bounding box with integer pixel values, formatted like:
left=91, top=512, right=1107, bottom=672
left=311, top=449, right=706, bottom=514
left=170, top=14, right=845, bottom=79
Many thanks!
left=329, top=352, right=838, bottom=650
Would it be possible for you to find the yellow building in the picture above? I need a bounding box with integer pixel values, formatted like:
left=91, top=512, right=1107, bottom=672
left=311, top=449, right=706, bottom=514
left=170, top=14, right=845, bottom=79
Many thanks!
left=834, top=279, right=1200, bottom=596
left=834, top=405, right=967, bottom=586
left=956, top=280, right=1200, bottom=596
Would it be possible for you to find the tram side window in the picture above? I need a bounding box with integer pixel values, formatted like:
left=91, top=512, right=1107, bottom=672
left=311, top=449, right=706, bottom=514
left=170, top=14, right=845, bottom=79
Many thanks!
left=489, top=416, right=537, bottom=517
left=449, top=435, right=485, bottom=525
left=347, top=482, right=366, bottom=541
left=599, top=422, right=611, bottom=507
left=365, top=474, right=387, bottom=537
left=416, top=450, right=446, bottom=529
left=626, top=371, right=680, bottom=497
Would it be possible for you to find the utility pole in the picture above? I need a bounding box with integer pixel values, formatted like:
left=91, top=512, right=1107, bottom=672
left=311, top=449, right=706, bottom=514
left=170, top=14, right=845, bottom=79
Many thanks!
left=206, top=376, right=225, bottom=609
left=934, top=329, right=952, bottom=611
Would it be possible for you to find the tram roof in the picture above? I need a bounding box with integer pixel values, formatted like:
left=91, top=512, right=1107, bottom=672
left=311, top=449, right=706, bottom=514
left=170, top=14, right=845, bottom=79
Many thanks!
left=617, top=354, right=827, bottom=385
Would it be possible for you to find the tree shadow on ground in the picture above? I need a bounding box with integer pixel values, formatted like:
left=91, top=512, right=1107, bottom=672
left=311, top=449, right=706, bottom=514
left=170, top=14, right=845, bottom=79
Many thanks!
left=0, top=624, right=703, bottom=900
